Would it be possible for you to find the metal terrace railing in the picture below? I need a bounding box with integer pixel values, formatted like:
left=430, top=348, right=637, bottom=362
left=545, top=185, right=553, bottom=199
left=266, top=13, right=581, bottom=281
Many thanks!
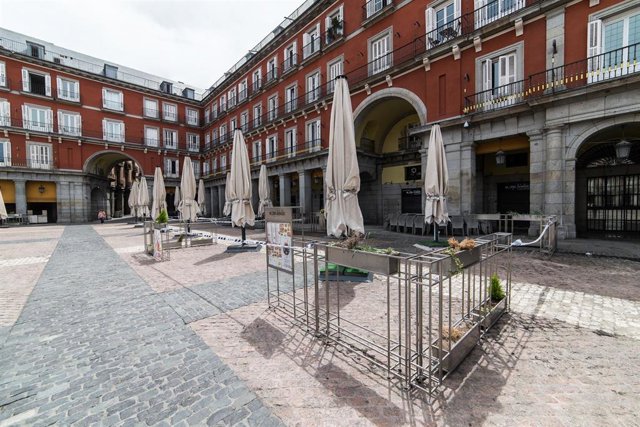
left=362, top=0, right=394, bottom=22
left=464, top=43, right=640, bottom=114
left=0, top=156, right=56, bottom=170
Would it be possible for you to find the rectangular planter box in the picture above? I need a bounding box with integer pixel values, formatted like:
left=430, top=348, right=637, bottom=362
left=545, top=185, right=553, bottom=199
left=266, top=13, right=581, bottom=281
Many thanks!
left=482, top=298, right=506, bottom=330
left=431, top=246, right=482, bottom=275
left=432, top=322, right=481, bottom=373
left=326, top=246, right=401, bottom=275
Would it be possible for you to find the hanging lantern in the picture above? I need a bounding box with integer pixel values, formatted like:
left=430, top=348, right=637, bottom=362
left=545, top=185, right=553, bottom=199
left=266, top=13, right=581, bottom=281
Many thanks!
left=495, top=150, right=506, bottom=166
left=615, top=140, right=632, bottom=161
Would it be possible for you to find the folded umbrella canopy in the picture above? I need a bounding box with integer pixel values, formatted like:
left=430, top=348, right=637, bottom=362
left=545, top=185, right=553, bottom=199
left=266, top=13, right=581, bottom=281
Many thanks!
left=178, top=156, right=200, bottom=222
left=257, top=164, right=272, bottom=217
left=424, top=124, right=449, bottom=239
left=151, top=167, right=167, bottom=220
left=198, top=178, right=206, bottom=217
left=223, top=172, right=232, bottom=217
left=324, top=76, right=364, bottom=237
left=174, top=186, right=181, bottom=217
left=137, top=176, right=150, bottom=218
left=128, top=180, right=139, bottom=218
left=229, top=129, right=255, bottom=228
left=0, top=189, right=7, bottom=220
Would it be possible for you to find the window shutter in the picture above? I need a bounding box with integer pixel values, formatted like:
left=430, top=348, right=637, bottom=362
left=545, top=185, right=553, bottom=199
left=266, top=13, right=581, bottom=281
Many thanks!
left=120, top=123, right=125, bottom=142
left=45, top=74, right=51, bottom=97
left=77, top=114, right=82, bottom=134
left=0, top=62, right=5, bottom=86
left=587, top=19, right=603, bottom=73
left=102, top=88, right=107, bottom=108
left=482, top=59, right=492, bottom=91
left=118, top=92, right=124, bottom=110
left=102, top=119, right=107, bottom=140
left=57, top=111, right=62, bottom=133
left=21, top=105, right=28, bottom=129
left=46, top=109, right=53, bottom=132
left=426, top=8, right=435, bottom=35
left=22, top=68, right=30, bottom=92
left=56, top=77, right=62, bottom=97
left=454, top=0, right=461, bottom=20
left=74, top=81, right=80, bottom=100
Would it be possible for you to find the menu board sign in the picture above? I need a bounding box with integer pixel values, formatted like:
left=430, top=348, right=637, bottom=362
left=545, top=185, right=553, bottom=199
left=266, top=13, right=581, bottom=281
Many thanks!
left=264, top=207, right=293, bottom=273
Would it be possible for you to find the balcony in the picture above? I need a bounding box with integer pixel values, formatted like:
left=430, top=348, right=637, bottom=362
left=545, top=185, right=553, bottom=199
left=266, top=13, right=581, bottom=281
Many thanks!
left=164, top=139, right=177, bottom=150
left=0, top=156, right=55, bottom=170
left=57, top=88, right=80, bottom=103
left=265, top=67, right=279, bottom=86
left=103, top=100, right=124, bottom=112
left=163, top=111, right=178, bottom=122
left=369, top=52, right=392, bottom=77
left=398, top=135, right=422, bottom=151
left=282, top=54, right=298, bottom=75
left=145, top=137, right=160, bottom=148
left=23, top=80, right=50, bottom=97
left=324, top=20, right=345, bottom=47
left=284, top=97, right=297, bottom=114
left=59, top=124, right=82, bottom=137
left=302, top=38, right=321, bottom=61
left=143, top=108, right=160, bottom=119
left=23, top=118, right=53, bottom=133
left=464, top=43, right=640, bottom=114
left=253, top=78, right=263, bottom=93
left=362, top=0, right=393, bottom=25
left=238, top=88, right=248, bottom=102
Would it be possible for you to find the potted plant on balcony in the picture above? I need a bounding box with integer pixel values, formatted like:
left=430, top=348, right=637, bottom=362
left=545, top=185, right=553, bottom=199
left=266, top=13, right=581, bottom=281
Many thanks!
left=326, top=17, right=343, bottom=44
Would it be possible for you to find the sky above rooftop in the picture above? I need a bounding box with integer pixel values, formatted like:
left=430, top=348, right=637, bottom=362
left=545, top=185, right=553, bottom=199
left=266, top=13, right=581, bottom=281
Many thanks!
left=0, top=0, right=302, bottom=90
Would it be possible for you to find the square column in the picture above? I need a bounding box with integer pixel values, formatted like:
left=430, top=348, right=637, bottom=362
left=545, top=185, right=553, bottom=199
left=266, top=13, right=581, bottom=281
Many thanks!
left=218, top=185, right=226, bottom=217
left=298, top=170, right=312, bottom=217
left=459, top=142, right=476, bottom=215
left=14, top=179, right=27, bottom=216
left=279, top=174, right=291, bottom=207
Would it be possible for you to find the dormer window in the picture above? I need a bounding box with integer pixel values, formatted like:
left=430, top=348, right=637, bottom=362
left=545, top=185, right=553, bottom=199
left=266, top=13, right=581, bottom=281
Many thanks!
left=103, top=64, right=118, bottom=79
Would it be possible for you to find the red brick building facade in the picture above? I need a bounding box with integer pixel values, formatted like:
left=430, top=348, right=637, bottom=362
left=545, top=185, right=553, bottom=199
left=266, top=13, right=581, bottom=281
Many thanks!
left=1, top=0, right=639, bottom=237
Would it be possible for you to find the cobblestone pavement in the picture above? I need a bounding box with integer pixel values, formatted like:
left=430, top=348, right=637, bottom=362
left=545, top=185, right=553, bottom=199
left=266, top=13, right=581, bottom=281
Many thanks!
left=2, top=222, right=639, bottom=425
left=0, top=225, right=282, bottom=426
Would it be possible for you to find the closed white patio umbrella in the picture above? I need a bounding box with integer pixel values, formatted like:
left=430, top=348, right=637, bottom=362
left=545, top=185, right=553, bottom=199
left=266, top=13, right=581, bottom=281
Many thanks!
left=128, top=180, right=139, bottom=218
left=197, top=179, right=207, bottom=217
left=178, top=156, right=200, bottom=223
left=0, top=189, right=7, bottom=220
left=137, top=176, right=150, bottom=218
left=424, top=124, right=449, bottom=240
left=229, top=129, right=255, bottom=228
left=257, top=164, right=271, bottom=217
left=324, top=76, right=364, bottom=238
left=151, top=167, right=167, bottom=220
left=223, top=172, right=232, bottom=217
left=174, top=186, right=181, bottom=217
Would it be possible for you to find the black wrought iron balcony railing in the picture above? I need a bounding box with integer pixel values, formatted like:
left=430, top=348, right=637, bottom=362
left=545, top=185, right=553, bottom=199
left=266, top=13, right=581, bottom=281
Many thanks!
left=23, top=80, right=49, bottom=97
left=0, top=156, right=56, bottom=170
left=325, top=20, right=345, bottom=46
left=253, top=78, right=263, bottom=93
left=56, top=88, right=80, bottom=102
left=284, top=97, right=298, bottom=113
left=145, top=138, right=160, bottom=147
left=464, top=43, right=640, bottom=114
left=398, top=135, right=422, bottom=151
left=473, top=0, right=528, bottom=30
left=266, top=67, right=279, bottom=84
left=426, top=18, right=466, bottom=50
left=282, top=54, right=299, bottom=74
left=22, top=118, right=54, bottom=133
left=103, top=100, right=124, bottom=111
left=302, top=38, right=322, bottom=60
left=59, top=124, right=82, bottom=136
left=238, top=88, right=248, bottom=102
left=162, top=111, right=179, bottom=122
left=143, top=108, right=160, bottom=119
left=362, top=0, right=393, bottom=22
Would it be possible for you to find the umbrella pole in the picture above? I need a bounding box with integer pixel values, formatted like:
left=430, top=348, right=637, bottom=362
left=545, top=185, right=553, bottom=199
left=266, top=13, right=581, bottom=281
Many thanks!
left=434, top=223, right=438, bottom=242
left=241, top=226, right=247, bottom=247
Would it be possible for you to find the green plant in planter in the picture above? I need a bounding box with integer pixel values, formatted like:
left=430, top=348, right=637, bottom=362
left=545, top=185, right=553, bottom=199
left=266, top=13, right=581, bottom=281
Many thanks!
left=444, top=247, right=464, bottom=276
left=156, top=208, right=169, bottom=224
left=490, top=273, right=505, bottom=302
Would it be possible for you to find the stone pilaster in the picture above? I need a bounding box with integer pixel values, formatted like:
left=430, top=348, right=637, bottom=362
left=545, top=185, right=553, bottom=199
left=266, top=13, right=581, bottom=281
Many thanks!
left=279, top=174, right=291, bottom=207
left=459, top=142, right=476, bottom=215
left=218, top=185, right=226, bottom=217
left=14, top=179, right=27, bottom=216
left=298, top=170, right=312, bottom=217
left=544, top=127, right=564, bottom=216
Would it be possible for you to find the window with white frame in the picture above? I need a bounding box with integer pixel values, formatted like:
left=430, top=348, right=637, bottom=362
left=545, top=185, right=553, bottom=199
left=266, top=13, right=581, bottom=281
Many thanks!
left=285, top=128, right=296, bottom=157
left=22, top=104, right=53, bottom=132
left=0, top=99, right=11, bottom=127
left=220, top=124, right=228, bottom=143
left=253, top=69, right=262, bottom=91
left=0, top=62, right=6, bottom=88
left=285, top=84, right=297, bottom=112
left=327, top=57, right=343, bottom=93
left=203, top=159, right=210, bottom=176
left=426, top=1, right=460, bottom=47
left=284, top=43, right=298, bottom=72
left=164, top=129, right=178, bottom=149
left=205, top=132, right=211, bottom=149
left=325, top=6, right=344, bottom=44
left=253, top=104, right=262, bottom=127
left=239, top=79, right=248, bottom=102
left=58, top=110, right=82, bottom=136
left=212, top=128, right=219, bottom=145
left=306, top=119, right=322, bottom=151
left=228, top=88, right=237, bottom=108
left=102, top=88, right=123, bottom=111
left=267, top=95, right=278, bottom=121
left=306, top=72, right=321, bottom=103
left=21, top=68, right=51, bottom=97
left=266, top=135, right=277, bottom=161
left=588, top=9, right=640, bottom=82
left=267, top=57, right=278, bottom=82
left=164, top=158, right=179, bottom=177
left=303, top=24, right=321, bottom=59
left=163, top=102, right=177, bottom=121
left=145, top=126, right=159, bottom=147
left=57, top=77, right=80, bottom=102
left=253, top=140, right=262, bottom=162
left=475, top=43, right=523, bottom=109
left=370, top=31, right=392, bottom=75
left=187, top=133, right=200, bottom=151
left=144, top=98, right=158, bottom=118
left=230, top=117, right=237, bottom=132
left=212, top=103, right=218, bottom=119
left=365, top=0, right=391, bottom=18
left=186, top=108, right=199, bottom=126
left=0, top=139, right=11, bottom=166
left=240, top=111, right=248, bottom=131
left=204, top=107, right=210, bottom=124
left=221, top=153, right=227, bottom=170
left=28, top=143, right=52, bottom=169
left=192, top=160, right=201, bottom=178
left=474, top=0, right=522, bottom=29
left=220, top=94, right=227, bottom=112
left=213, top=157, right=218, bottom=172
left=103, top=119, right=125, bottom=142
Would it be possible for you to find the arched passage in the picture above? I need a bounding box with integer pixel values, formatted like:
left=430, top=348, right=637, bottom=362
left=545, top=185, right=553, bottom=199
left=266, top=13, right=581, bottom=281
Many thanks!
left=574, top=123, right=640, bottom=238
left=352, top=90, right=426, bottom=224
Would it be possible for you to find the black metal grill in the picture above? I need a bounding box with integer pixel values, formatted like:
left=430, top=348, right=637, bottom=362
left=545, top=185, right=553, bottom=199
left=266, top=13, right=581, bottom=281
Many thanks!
left=587, top=174, right=640, bottom=234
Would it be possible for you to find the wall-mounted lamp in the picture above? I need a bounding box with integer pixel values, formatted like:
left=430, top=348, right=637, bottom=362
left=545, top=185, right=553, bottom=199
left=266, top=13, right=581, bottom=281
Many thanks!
left=495, top=150, right=506, bottom=166
left=38, top=185, right=46, bottom=194
left=615, top=140, right=632, bottom=161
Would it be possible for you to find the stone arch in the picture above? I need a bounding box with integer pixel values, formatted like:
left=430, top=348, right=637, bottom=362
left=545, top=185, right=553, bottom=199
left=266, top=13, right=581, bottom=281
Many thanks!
left=353, top=87, right=428, bottom=126
left=566, top=113, right=640, bottom=160
left=83, top=150, right=145, bottom=176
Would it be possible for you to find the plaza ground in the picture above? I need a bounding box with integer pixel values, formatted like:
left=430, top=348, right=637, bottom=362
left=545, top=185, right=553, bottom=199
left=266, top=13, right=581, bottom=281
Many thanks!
left=0, top=223, right=639, bottom=425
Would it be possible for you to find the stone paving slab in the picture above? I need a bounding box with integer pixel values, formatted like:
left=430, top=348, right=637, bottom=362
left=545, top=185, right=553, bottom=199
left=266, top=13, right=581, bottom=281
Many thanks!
left=0, top=225, right=283, bottom=426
